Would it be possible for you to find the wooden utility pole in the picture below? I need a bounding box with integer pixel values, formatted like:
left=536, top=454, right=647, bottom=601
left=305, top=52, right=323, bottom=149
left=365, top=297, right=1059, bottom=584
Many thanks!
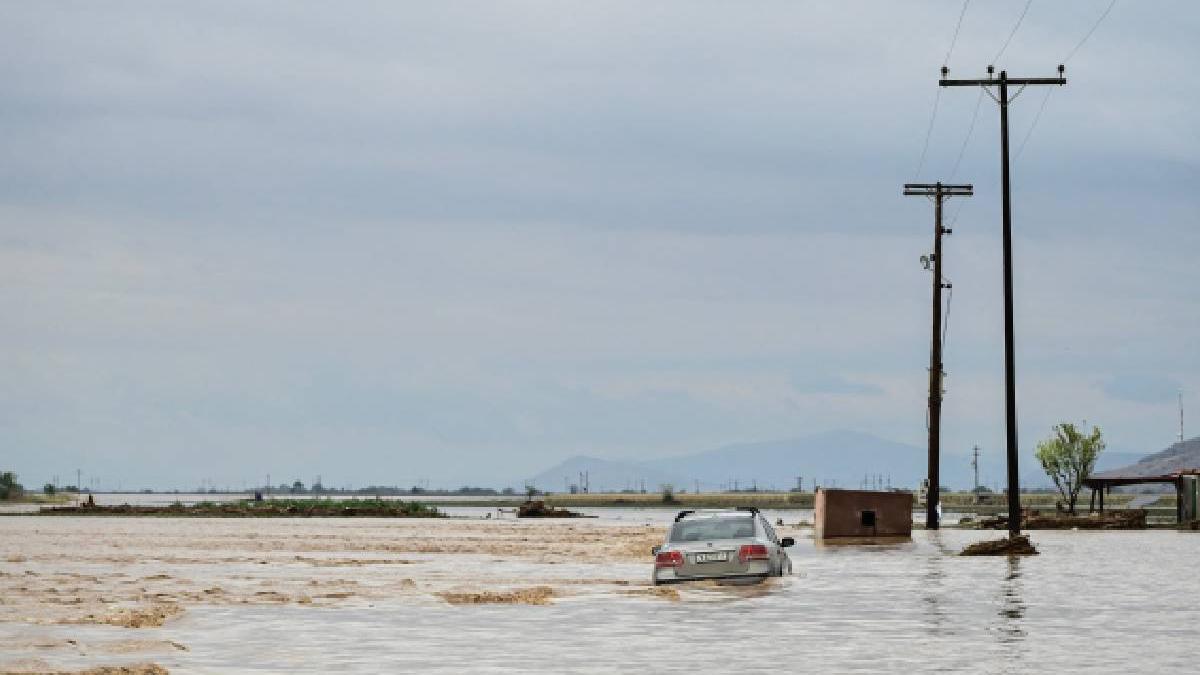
left=904, top=181, right=972, bottom=529
left=940, top=65, right=1067, bottom=536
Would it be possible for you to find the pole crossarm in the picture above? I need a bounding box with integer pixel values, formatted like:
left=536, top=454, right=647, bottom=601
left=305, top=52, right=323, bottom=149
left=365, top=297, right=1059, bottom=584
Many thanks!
left=940, top=77, right=1065, bottom=87
left=904, top=183, right=973, bottom=196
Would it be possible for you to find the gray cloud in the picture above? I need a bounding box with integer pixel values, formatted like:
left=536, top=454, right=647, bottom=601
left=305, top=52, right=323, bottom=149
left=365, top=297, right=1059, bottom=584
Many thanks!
left=1, top=1, right=1197, bottom=488
left=1101, top=375, right=1183, bottom=405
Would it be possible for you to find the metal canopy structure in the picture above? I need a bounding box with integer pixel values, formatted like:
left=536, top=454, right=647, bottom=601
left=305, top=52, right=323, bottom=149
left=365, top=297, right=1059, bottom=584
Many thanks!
left=1083, top=470, right=1200, bottom=521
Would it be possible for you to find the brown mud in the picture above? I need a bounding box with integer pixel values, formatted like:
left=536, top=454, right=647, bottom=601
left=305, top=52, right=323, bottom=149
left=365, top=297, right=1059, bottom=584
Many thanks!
left=978, top=509, right=1146, bottom=530
left=437, top=586, right=557, bottom=605
left=516, top=501, right=587, bottom=518
left=960, top=534, right=1039, bottom=556
left=1, top=663, right=169, bottom=675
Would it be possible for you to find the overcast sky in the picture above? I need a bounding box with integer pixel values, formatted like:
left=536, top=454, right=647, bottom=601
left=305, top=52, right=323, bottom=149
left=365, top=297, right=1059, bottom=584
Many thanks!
left=2, top=1, right=1196, bottom=490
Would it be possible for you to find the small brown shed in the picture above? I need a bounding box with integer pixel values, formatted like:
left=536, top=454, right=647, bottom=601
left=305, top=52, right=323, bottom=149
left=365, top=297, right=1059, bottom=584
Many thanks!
left=814, top=488, right=913, bottom=539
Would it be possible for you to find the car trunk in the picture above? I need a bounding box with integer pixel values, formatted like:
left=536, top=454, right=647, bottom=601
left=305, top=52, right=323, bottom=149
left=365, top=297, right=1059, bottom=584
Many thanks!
left=673, top=539, right=756, bottom=578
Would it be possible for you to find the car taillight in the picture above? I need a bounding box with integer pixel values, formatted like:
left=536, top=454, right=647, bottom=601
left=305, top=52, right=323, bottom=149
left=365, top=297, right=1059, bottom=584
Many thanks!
left=738, top=544, right=769, bottom=563
left=655, top=551, right=684, bottom=568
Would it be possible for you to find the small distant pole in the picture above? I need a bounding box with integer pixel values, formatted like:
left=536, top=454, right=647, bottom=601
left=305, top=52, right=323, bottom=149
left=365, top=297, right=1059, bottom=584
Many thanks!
left=1180, top=390, right=1185, bottom=443
left=972, top=445, right=981, bottom=493
left=694, top=478, right=700, bottom=494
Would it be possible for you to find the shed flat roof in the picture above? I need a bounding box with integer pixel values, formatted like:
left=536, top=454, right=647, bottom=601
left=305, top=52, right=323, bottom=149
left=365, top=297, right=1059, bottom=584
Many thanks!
left=1083, top=469, right=1200, bottom=489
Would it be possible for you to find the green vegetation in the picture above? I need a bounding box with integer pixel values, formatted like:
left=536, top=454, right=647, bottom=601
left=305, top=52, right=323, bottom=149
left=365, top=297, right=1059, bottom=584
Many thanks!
left=0, top=472, right=24, bottom=500
left=1035, top=422, right=1105, bottom=514
left=35, top=498, right=441, bottom=518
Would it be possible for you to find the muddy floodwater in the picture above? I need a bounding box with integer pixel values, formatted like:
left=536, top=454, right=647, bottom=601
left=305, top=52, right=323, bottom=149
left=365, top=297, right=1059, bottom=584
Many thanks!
left=1, top=513, right=1197, bottom=673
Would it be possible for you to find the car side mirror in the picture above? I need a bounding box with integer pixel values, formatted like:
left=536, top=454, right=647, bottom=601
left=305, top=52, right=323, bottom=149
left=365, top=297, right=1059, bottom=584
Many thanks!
left=780, top=537, right=795, bottom=548
left=651, top=545, right=661, bottom=556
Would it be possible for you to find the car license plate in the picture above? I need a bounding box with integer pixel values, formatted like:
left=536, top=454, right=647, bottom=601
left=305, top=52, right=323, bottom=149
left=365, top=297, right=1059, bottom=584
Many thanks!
left=693, top=551, right=728, bottom=564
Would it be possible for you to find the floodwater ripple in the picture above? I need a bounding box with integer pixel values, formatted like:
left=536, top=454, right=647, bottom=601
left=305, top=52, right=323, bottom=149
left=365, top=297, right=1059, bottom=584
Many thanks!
left=2, top=516, right=1197, bottom=673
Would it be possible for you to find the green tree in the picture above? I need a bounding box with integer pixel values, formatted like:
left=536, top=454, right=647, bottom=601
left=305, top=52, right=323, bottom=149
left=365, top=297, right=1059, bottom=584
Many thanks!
left=1035, top=422, right=1104, bottom=515
left=0, top=472, right=23, bottom=500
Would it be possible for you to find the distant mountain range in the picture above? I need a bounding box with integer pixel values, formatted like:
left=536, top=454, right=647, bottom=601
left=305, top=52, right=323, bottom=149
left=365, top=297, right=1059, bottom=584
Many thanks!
left=1095, top=437, right=1200, bottom=478
left=528, top=429, right=1149, bottom=493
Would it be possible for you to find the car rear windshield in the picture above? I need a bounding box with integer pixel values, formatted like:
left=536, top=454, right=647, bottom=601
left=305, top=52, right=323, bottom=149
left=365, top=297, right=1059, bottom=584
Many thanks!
left=670, top=516, right=756, bottom=542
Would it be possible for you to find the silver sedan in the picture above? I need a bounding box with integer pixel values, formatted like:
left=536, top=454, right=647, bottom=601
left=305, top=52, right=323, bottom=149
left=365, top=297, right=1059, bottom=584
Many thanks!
left=651, top=508, right=793, bottom=585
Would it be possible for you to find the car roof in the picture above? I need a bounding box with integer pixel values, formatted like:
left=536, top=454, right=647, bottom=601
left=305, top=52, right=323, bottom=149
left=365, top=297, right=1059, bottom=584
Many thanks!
left=674, top=508, right=759, bottom=522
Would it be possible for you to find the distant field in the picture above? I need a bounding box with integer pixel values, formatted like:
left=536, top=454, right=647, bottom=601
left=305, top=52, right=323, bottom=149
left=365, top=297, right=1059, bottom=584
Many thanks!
left=0, top=493, right=73, bottom=505
left=475, top=491, right=1153, bottom=511
left=543, top=492, right=806, bottom=508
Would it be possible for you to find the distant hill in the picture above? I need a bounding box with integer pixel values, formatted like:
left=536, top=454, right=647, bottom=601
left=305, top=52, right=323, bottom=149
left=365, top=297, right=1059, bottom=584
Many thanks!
left=528, top=455, right=678, bottom=494
left=640, top=430, right=926, bottom=491
left=529, top=430, right=1070, bottom=492
left=1094, top=451, right=1150, bottom=473
left=526, top=430, right=1153, bottom=493
left=1095, top=437, right=1200, bottom=478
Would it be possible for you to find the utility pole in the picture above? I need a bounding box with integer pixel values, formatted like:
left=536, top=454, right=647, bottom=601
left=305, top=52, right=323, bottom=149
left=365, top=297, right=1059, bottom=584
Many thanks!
left=904, top=180, right=972, bottom=529
left=972, top=445, right=981, bottom=493
left=1180, top=390, right=1185, bottom=443
left=941, top=65, right=1067, bottom=537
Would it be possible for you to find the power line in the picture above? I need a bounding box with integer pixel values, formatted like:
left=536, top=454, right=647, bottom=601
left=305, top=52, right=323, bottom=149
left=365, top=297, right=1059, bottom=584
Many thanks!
left=1014, top=87, right=1053, bottom=159
left=913, top=87, right=943, bottom=181
left=1064, top=0, right=1118, bottom=63
left=949, top=88, right=985, bottom=181
left=1013, top=1, right=1118, bottom=161
left=943, top=1, right=971, bottom=66
left=914, top=0, right=975, bottom=181
left=943, top=1, right=1032, bottom=215
left=991, top=0, right=1033, bottom=65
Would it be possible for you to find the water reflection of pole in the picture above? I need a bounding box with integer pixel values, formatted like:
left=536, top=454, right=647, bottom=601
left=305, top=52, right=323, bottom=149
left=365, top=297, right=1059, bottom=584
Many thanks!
left=922, top=531, right=951, bottom=632
left=997, top=556, right=1027, bottom=644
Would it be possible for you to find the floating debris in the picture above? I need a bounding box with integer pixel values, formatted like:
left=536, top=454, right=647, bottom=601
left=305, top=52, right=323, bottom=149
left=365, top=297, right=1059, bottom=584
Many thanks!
left=619, top=586, right=680, bottom=601
left=960, top=534, right=1039, bottom=556
left=516, top=501, right=585, bottom=518
left=437, top=586, right=556, bottom=605
left=72, top=603, right=183, bottom=628
left=978, top=509, right=1145, bottom=530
